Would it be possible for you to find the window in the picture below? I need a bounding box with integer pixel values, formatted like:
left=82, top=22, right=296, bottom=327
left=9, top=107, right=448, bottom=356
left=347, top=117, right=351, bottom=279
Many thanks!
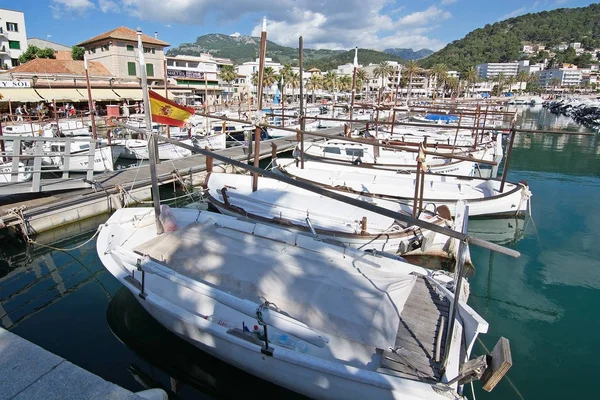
left=144, top=47, right=151, bottom=53
left=126, top=45, right=134, bottom=51
left=89, top=47, right=96, bottom=54
left=324, top=146, right=341, bottom=154
left=102, top=44, right=110, bottom=51
left=146, top=63, right=154, bottom=77
left=345, top=148, right=364, bottom=157
left=151, top=48, right=156, bottom=54
left=127, top=62, right=136, bottom=76
left=10, top=58, right=19, bottom=67
left=6, top=22, right=18, bottom=32
left=8, top=41, right=20, bottom=50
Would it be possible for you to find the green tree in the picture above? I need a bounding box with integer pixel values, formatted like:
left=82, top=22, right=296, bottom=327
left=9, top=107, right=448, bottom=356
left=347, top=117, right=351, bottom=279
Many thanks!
left=71, top=46, right=85, bottom=60
left=373, top=61, right=394, bottom=103
left=218, top=64, right=237, bottom=102
left=356, top=68, right=369, bottom=97
left=322, top=71, right=337, bottom=92
left=430, top=63, right=448, bottom=99
left=402, top=60, right=421, bottom=101
left=516, top=71, right=529, bottom=94
left=18, top=46, right=56, bottom=64
left=463, top=66, right=478, bottom=98
left=306, top=74, right=322, bottom=103
left=289, top=72, right=300, bottom=101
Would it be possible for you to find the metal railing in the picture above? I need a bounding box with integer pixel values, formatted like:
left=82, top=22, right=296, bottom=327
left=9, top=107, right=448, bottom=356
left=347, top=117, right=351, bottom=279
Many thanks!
left=0, top=136, right=98, bottom=192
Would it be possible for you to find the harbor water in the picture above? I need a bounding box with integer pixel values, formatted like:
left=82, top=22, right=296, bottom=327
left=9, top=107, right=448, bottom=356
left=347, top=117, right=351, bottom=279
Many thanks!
left=1, top=106, right=598, bottom=399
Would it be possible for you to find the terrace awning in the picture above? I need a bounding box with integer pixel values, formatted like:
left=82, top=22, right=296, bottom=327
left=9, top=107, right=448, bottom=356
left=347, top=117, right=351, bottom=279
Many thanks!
left=0, top=88, right=43, bottom=102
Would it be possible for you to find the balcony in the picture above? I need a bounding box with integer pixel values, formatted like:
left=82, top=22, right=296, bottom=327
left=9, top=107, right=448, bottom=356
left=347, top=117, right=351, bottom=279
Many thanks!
left=0, top=46, right=7, bottom=54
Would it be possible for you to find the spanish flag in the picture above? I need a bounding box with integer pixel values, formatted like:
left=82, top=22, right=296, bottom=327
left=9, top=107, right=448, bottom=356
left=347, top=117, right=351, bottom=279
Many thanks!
left=148, top=90, right=195, bottom=127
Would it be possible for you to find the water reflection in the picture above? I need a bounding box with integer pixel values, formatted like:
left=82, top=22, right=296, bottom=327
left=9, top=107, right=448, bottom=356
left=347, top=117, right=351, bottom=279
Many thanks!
left=106, top=287, right=306, bottom=400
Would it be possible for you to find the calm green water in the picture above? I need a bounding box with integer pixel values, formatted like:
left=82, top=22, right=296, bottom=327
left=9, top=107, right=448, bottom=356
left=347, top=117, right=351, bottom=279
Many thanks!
left=1, top=106, right=598, bottom=399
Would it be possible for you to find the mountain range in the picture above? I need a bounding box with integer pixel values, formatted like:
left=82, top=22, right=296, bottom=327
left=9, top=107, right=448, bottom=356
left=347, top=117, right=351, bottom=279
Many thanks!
left=384, top=48, right=433, bottom=60
left=421, top=3, right=600, bottom=71
left=167, top=33, right=407, bottom=68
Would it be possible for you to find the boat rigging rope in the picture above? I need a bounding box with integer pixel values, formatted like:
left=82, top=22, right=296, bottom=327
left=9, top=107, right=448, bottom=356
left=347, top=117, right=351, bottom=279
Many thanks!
left=26, top=226, right=102, bottom=252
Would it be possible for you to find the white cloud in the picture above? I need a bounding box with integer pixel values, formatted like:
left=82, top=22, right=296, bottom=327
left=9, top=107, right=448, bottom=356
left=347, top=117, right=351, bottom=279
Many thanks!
left=50, top=0, right=95, bottom=18
left=110, top=1, right=450, bottom=51
left=230, top=32, right=241, bottom=37
left=440, top=0, right=457, bottom=5
left=99, top=0, right=120, bottom=13
left=397, top=6, right=451, bottom=27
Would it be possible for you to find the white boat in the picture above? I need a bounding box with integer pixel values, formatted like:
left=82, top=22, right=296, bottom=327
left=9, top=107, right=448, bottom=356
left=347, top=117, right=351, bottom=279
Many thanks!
left=298, top=140, right=477, bottom=176
left=116, top=134, right=225, bottom=161
left=44, top=140, right=121, bottom=172
left=204, top=172, right=460, bottom=258
left=274, top=158, right=532, bottom=218
left=97, top=205, right=497, bottom=399
left=0, top=161, right=33, bottom=183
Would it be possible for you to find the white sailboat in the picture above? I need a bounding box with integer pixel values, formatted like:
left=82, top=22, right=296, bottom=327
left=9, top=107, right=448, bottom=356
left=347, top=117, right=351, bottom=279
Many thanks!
left=97, top=204, right=492, bottom=400
left=116, top=133, right=226, bottom=161
left=274, top=158, right=531, bottom=218
left=0, top=161, right=32, bottom=184
left=43, top=140, right=122, bottom=172
left=204, top=172, right=462, bottom=260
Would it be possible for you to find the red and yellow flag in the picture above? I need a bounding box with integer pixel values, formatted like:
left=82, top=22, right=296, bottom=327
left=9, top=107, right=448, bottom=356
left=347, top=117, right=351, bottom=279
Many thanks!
left=148, top=90, right=195, bottom=127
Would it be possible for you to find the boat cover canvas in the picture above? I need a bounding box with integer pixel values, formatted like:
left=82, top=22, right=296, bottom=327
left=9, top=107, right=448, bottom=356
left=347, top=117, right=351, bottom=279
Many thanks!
left=134, top=219, right=417, bottom=350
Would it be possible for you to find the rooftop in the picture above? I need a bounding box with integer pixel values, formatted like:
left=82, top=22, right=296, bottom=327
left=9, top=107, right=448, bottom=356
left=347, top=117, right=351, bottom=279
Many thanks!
left=76, top=26, right=169, bottom=47
left=7, top=58, right=112, bottom=76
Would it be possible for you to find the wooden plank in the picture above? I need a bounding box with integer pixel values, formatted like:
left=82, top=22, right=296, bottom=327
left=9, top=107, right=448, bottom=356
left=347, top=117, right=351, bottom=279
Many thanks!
left=482, top=337, right=512, bottom=392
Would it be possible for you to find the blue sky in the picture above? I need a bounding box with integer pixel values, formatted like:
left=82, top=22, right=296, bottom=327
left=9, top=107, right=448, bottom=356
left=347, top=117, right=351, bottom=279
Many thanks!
left=11, top=0, right=598, bottom=52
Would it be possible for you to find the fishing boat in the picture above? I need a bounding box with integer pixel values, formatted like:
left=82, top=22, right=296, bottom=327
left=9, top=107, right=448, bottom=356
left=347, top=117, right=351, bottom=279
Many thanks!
left=298, top=139, right=477, bottom=176
left=274, top=158, right=531, bottom=218
left=116, top=133, right=226, bottom=161
left=43, top=139, right=122, bottom=172
left=204, top=172, right=463, bottom=263
left=97, top=202, right=506, bottom=400
left=0, top=161, right=32, bottom=184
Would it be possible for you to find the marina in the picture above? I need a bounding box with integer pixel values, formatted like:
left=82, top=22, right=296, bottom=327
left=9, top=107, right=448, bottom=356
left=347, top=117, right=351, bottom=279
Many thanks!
left=2, top=3, right=600, bottom=399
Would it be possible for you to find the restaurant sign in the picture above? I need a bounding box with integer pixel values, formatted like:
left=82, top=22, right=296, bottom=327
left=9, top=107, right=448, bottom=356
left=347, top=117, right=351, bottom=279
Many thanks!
left=0, top=80, right=31, bottom=88
left=167, top=69, right=205, bottom=80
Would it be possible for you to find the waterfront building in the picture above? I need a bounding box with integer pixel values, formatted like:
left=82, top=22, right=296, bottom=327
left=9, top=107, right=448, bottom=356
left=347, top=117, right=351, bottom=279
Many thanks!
left=518, top=60, right=544, bottom=75
left=26, top=37, right=70, bottom=52
left=166, top=54, right=234, bottom=105
left=236, top=57, right=282, bottom=98
left=476, top=62, right=519, bottom=79
left=538, top=66, right=582, bottom=87
left=0, top=57, right=143, bottom=105
left=76, top=27, right=169, bottom=87
left=0, top=8, right=27, bottom=69
left=336, top=63, right=362, bottom=76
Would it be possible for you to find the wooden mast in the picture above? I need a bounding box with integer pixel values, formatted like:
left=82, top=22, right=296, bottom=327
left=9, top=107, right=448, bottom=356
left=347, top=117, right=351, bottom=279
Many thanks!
left=252, top=17, right=267, bottom=192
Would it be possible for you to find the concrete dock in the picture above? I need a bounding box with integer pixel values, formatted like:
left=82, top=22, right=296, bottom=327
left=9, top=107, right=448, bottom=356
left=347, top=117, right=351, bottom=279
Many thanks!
left=0, top=327, right=151, bottom=400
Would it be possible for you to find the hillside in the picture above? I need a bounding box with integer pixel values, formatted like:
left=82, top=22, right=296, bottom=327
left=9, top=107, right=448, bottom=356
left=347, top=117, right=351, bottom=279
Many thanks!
left=384, top=48, right=433, bottom=60
left=421, top=4, right=600, bottom=71
left=167, top=34, right=405, bottom=69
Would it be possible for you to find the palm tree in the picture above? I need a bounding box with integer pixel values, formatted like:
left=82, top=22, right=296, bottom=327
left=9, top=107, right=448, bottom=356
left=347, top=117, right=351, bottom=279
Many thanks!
left=463, top=66, right=478, bottom=98
left=445, top=77, right=459, bottom=98
left=307, top=74, right=322, bottom=103
left=279, top=63, right=293, bottom=103
left=356, top=68, right=369, bottom=98
left=337, top=75, right=352, bottom=92
left=527, top=72, right=538, bottom=93
left=251, top=67, right=277, bottom=103
left=516, top=71, right=529, bottom=94
left=550, top=77, right=561, bottom=93
left=373, top=61, right=394, bottom=104
left=506, top=75, right=517, bottom=94
left=402, top=60, right=420, bottom=101
left=323, top=71, right=337, bottom=93
left=430, top=63, right=448, bottom=99
left=494, top=72, right=505, bottom=96
left=289, top=72, right=300, bottom=101
left=218, top=64, right=237, bottom=103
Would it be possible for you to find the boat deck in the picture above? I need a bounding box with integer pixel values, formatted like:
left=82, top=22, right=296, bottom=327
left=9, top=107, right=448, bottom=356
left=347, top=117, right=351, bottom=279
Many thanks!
left=378, top=275, right=450, bottom=382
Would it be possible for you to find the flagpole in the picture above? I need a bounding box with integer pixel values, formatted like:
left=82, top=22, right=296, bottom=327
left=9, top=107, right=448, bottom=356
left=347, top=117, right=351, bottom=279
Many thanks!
left=83, top=54, right=97, bottom=140
left=137, top=27, right=164, bottom=234
left=163, top=55, right=170, bottom=138
left=252, top=17, right=267, bottom=192
left=349, top=47, right=358, bottom=134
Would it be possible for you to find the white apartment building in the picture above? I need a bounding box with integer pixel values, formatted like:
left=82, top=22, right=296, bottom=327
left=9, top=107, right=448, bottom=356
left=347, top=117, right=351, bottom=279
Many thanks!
left=518, top=60, right=544, bottom=75
left=538, top=67, right=582, bottom=87
left=236, top=57, right=283, bottom=98
left=336, top=63, right=362, bottom=76
left=0, top=8, right=27, bottom=69
left=166, top=54, right=228, bottom=105
left=476, top=62, right=519, bottom=79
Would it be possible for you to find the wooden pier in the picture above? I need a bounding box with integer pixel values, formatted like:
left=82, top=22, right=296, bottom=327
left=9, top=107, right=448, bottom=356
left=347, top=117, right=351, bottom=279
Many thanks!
left=0, top=130, right=334, bottom=235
